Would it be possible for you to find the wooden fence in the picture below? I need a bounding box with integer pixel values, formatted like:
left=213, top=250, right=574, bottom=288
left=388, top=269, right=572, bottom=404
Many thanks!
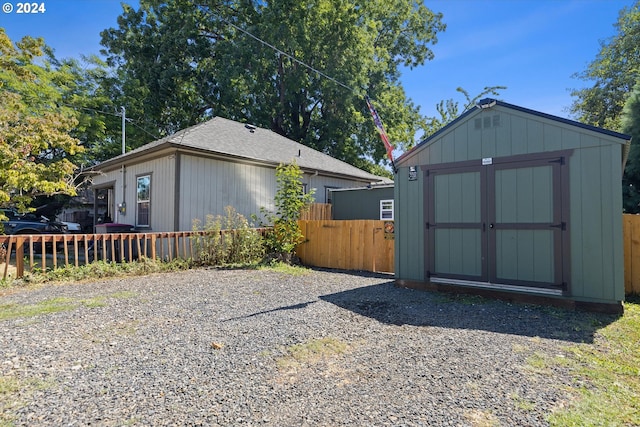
left=623, top=214, right=640, bottom=295
left=4, top=216, right=638, bottom=292
left=296, top=220, right=394, bottom=273
left=299, top=203, right=332, bottom=220
left=1, top=229, right=268, bottom=280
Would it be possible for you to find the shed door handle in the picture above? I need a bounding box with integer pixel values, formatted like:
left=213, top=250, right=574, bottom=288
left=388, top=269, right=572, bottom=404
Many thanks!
left=489, top=223, right=494, bottom=229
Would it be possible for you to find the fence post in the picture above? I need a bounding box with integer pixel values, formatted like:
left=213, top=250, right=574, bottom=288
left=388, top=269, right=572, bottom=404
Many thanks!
left=3, top=237, right=13, bottom=280
left=15, top=236, right=24, bottom=279
left=151, top=235, right=157, bottom=261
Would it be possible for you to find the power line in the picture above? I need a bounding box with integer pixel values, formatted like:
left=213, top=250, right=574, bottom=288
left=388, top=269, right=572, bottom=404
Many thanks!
left=219, top=19, right=400, bottom=170
left=59, top=103, right=160, bottom=140
left=221, top=18, right=359, bottom=95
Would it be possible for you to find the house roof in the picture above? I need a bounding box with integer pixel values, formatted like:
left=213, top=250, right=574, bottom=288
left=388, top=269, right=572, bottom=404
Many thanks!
left=397, top=98, right=632, bottom=165
left=94, top=117, right=386, bottom=183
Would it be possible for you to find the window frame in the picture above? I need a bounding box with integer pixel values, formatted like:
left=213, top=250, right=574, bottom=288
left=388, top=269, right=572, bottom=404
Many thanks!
left=136, top=173, right=151, bottom=228
left=380, top=199, right=394, bottom=221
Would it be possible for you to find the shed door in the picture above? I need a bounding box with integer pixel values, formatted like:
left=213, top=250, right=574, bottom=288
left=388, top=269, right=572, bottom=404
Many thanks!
left=489, top=159, right=566, bottom=289
left=425, top=152, right=569, bottom=291
left=427, top=166, right=487, bottom=282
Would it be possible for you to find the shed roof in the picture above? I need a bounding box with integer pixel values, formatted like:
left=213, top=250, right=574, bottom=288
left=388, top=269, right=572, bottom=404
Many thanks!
left=397, top=98, right=631, bottom=165
left=93, top=116, right=385, bottom=183
left=329, top=182, right=394, bottom=192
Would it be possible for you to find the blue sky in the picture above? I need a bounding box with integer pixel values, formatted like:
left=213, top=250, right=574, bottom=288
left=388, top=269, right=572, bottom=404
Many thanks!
left=0, top=0, right=633, bottom=122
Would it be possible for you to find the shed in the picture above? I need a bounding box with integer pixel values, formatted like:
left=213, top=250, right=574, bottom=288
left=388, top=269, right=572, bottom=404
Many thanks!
left=394, top=98, right=631, bottom=313
left=90, top=117, right=386, bottom=232
left=330, top=183, right=394, bottom=220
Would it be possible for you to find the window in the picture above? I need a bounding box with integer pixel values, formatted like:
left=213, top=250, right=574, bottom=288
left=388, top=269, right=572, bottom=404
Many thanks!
left=380, top=199, right=394, bottom=220
left=136, top=174, right=151, bottom=227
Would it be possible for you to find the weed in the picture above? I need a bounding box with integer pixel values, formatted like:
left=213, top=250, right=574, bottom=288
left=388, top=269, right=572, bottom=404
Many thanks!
left=463, top=409, right=499, bottom=427
left=0, top=297, right=75, bottom=321
left=0, top=375, right=53, bottom=426
left=191, top=207, right=265, bottom=267
left=277, top=337, right=349, bottom=370
left=0, top=376, right=20, bottom=395
left=80, top=297, right=107, bottom=308
left=259, top=261, right=310, bottom=276
left=525, top=352, right=551, bottom=375
left=0, top=291, right=138, bottom=321
left=511, top=392, right=536, bottom=411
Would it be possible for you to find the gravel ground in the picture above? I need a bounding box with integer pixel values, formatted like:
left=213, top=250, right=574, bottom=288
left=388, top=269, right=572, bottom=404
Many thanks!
left=0, top=268, right=617, bottom=426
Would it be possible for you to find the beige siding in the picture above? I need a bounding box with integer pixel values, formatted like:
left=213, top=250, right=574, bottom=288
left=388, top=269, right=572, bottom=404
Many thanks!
left=91, top=155, right=176, bottom=231
left=128, top=157, right=176, bottom=231
left=177, top=155, right=371, bottom=230
left=178, top=155, right=276, bottom=230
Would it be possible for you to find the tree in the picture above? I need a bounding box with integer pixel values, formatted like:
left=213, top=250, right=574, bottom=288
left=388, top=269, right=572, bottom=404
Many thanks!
left=570, top=1, right=640, bottom=131
left=622, top=80, right=640, bottom=213
left=46, top=54, right=115, bottom=165
left=0, top=29, right=84, bottom=214
left=262, top=162, right=314, bottom=263
left=99, top=0, right=446, bottom=171
left=423, top=86, right=506, bottom=137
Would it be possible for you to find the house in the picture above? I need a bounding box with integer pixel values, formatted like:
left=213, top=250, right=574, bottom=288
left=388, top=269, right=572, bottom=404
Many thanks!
left=90, top=117, right=387, bottom=232
left=330, top=183, right=394, bottom=220
left=394, top=98, right=631, bottom=313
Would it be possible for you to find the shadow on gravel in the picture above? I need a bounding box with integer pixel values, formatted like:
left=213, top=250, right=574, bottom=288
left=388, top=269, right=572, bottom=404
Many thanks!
left=221, top=301, right=317, bottom=322
left=319, top=281, right=619, bottom=344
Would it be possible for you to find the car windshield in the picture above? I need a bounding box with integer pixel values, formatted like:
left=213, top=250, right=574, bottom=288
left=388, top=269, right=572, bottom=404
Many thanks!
left=1, top=210, right=17, bottom=220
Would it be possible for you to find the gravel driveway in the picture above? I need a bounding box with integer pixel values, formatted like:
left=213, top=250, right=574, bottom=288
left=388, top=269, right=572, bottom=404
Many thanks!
left=0, top=268, right=616, bottom=426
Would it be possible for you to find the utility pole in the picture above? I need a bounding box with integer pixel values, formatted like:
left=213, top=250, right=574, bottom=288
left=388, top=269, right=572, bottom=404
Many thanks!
left=121, top=106, right=126, bottom=154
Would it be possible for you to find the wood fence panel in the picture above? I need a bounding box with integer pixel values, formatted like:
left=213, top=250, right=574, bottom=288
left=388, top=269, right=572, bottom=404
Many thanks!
left=0, top=228, right=268, bottom=280
left=300, top=203, right=332, bottom=220
left=362, top=221, right=375, bottom=272
left=351, top=220, right=365, bottom=270
left=297, top=220, right=394, bottom=273
left=374, top=224, right=394, bottom=273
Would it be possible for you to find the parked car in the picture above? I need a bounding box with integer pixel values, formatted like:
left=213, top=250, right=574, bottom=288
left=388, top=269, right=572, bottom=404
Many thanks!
left=61, top=221, right=83, bottom=234
left=0, top=209, right=69, bottom=235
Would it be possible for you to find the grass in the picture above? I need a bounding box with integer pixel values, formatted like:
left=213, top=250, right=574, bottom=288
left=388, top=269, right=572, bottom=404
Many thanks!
left=545, top=297, right=640, bottom=426
left=1, top=257, right=310, bottom=291
left=258, top=260, right=310, bottom=276
left=276, top=337, right=349, bottom=370
left=0, top=291, right=137, bottom=322
left=0, top=297, right=76, bottom=321
left=0, top=375, right=53, bottom=427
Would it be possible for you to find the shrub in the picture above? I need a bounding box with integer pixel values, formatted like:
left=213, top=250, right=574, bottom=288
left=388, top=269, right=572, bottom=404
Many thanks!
left=191, top=206, right=265, bottom=266
left=260, top=162, right=314, bottom=263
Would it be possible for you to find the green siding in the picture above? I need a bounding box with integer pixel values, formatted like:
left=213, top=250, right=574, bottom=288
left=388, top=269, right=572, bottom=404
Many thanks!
left=396, top=103, right=626, bottom=304
left=332, top=187, right=394, bottom=220
left=394, top=168, right=424, bottom=280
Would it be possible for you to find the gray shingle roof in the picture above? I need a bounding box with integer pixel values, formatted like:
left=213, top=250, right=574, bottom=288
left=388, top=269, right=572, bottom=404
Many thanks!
left=97, top=117, right=387, bottom=182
